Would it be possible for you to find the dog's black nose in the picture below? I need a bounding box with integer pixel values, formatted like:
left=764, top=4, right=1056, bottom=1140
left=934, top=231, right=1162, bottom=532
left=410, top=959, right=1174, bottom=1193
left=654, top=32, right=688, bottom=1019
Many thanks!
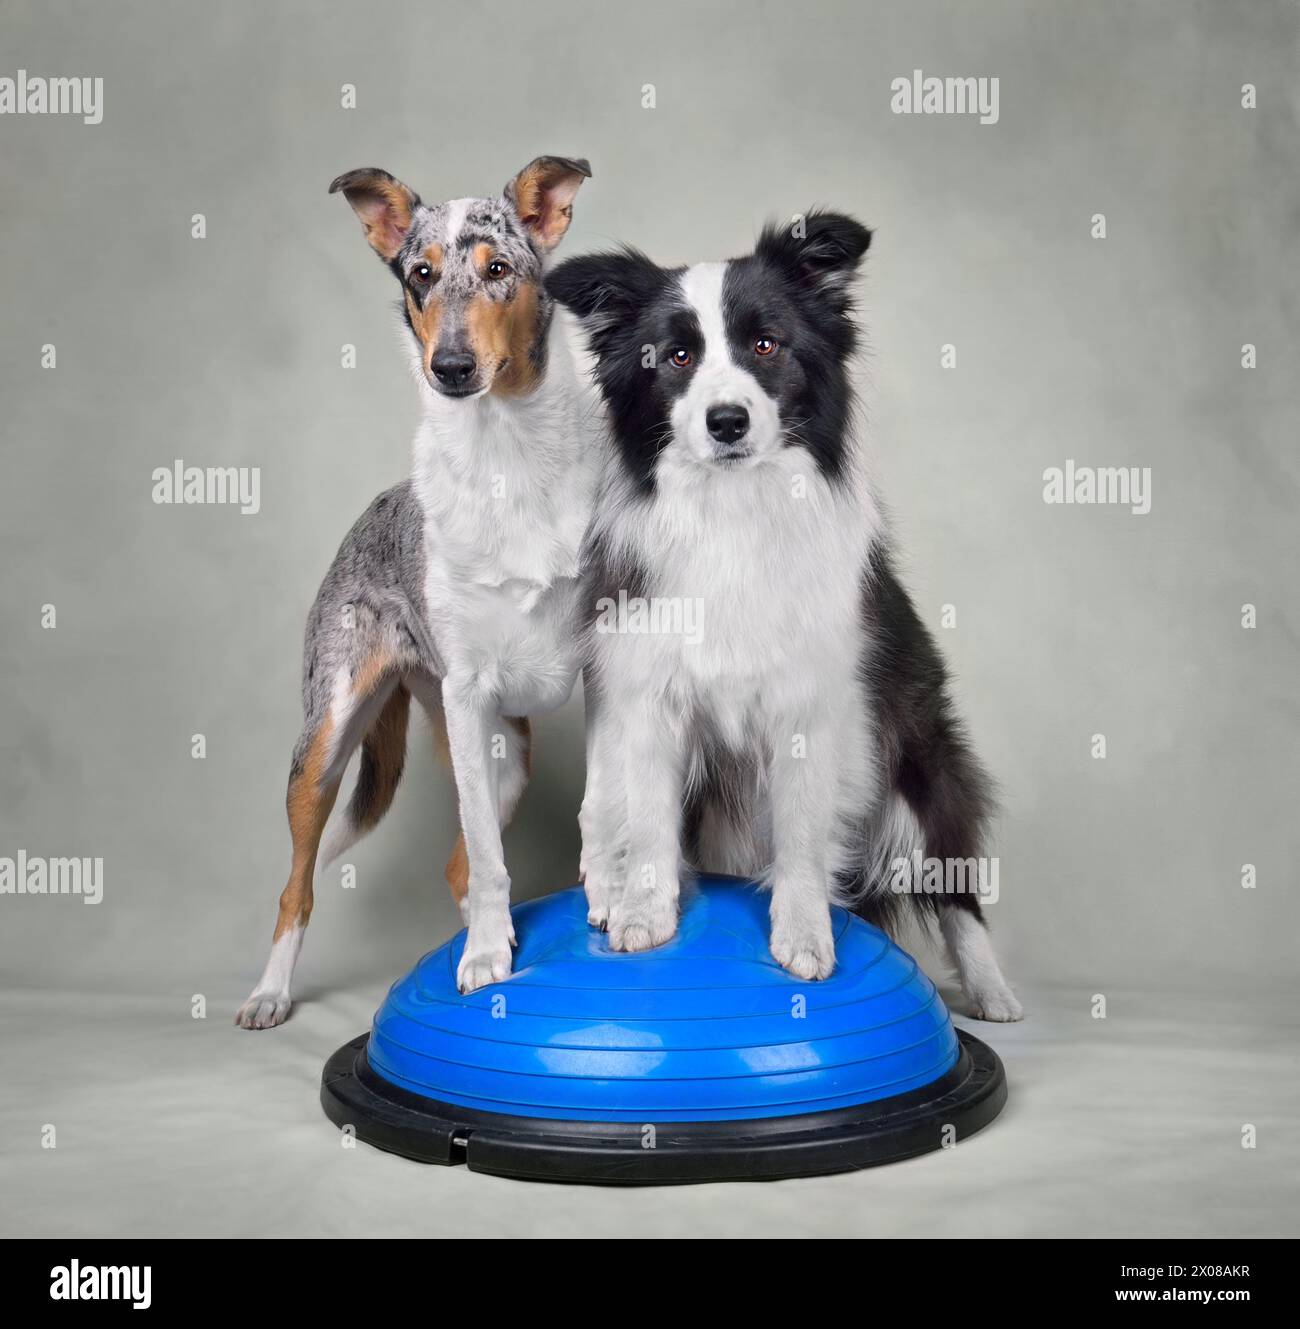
left=430, top=351, right=477, bottom=388
left=706, top=403, right=750, bottom=444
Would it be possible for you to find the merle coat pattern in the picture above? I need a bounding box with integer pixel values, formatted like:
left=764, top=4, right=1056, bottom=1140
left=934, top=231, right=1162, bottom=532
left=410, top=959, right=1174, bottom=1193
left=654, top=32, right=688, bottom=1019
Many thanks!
left=237, top=156, right=598, bottom=1025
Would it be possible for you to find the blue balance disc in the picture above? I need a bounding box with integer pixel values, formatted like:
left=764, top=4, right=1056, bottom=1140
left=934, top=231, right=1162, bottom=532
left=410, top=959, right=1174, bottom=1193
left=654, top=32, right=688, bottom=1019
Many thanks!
left=321, top=876, right=1006, bottom=1183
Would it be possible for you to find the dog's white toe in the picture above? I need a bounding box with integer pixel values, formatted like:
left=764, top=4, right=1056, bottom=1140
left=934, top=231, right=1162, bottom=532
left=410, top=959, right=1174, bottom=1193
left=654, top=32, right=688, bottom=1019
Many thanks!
left=774, top=946, right=836, bottom=981
left=610, top=920, right=669, bottom=952
left=235, top=989, right=292, bottom=1030
left=769, top=901, right=836, bottom=981
left=584, top=875, right=613, bottom=930
left=969, top=984, right=1024, bottom=1022
left=457, top=948, right=513, bottom=994
left=608, top=896, right=677, bottom=953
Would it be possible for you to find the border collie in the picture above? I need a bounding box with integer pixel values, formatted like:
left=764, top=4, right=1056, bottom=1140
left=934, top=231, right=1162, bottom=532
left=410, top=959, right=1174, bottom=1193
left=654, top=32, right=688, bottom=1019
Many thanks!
left=548, top=212, right=1022, bottom=1020
left=237, top=155, right=596, bottom=1025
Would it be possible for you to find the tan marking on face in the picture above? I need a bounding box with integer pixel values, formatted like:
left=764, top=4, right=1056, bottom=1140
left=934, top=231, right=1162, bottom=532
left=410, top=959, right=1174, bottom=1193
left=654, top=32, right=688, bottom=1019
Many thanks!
left=472, top=242, right=493, bottom=273
left=405, top=289, right=444, bottom=363
left=466, top=281, right=544, bottom=397
left=424, top=243, right=444, bottom=269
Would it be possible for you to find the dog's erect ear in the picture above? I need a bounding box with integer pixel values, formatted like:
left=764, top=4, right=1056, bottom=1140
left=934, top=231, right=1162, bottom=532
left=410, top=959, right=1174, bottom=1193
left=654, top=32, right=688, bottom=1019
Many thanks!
left=755, top=210, right=872, bottom=300
left=329, top=168, right=419, bottom=261
left=505, top=156, right=591, bottom=253
left=546, top=249, right=663, bottom=330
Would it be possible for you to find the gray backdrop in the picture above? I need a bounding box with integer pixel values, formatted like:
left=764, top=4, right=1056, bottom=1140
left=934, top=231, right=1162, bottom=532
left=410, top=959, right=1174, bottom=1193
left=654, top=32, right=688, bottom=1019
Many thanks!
left=2, top=0, right=1297, bottom=1238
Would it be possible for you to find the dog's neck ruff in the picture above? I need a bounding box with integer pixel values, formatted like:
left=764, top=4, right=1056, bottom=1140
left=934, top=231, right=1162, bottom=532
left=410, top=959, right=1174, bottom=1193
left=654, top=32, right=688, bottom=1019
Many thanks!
left=411, top=315, right=596, bottom=596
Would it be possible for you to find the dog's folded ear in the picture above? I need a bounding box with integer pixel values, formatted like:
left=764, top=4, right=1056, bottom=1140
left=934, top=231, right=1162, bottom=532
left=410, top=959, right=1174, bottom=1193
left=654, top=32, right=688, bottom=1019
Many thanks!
left=755, top=210, right=872, bottom=302
left=546, top=249, right=663, bottom=328
left=506, top=156, right=591, bottom=253
left=329, top=168, right=419, bottom=261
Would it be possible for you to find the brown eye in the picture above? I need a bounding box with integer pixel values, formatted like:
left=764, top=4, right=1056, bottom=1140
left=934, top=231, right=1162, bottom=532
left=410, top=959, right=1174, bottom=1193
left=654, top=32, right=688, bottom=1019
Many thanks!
left=754, top=336, right=778, bottom=356
left=411, top=264, right=434, bottom=287
left=487, top=259, right=511, bottom=280
left=669, top=348, right=692, bottom=368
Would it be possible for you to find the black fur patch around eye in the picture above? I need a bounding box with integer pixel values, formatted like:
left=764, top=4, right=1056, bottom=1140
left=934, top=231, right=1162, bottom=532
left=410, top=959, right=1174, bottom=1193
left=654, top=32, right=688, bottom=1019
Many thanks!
left=549, top=221, right=868, bottom=492
left=548, top=252, right=689, bottom=493
left=720, top=251, right=860, bottom=483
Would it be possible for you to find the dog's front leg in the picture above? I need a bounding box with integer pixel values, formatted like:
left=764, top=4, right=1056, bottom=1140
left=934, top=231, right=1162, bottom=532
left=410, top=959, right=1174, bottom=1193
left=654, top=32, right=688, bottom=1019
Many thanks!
left=442, top=675, right=514, bottom=993
left=768, top=714, right=841, bottom=981
left=578, top=669, right=627, bottom=929
left=609, top=693, right=683, bottom=952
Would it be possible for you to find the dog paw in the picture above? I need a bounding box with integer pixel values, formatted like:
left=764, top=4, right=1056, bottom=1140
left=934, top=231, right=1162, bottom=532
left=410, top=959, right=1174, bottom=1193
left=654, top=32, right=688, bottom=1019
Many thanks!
left=770, top=906, right=836, bottom=981
left=968, top=983, right=1024, bottom=1022
left=608, top=895, right=678, bottom=953
left=583, top=871, right=617, bottom=930
left=235, top=988, right=291, bottom=1030
left=457, top=946, right=513, bottom=994
left=771, top=940, right=836, bottom=981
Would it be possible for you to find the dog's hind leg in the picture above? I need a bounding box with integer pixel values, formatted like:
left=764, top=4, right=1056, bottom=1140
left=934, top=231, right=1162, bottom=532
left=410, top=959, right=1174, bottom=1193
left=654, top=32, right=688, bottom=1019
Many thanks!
left=236, top=657, right=401, bottom=1029
left=881, top=781, right=1022, bottom=1022
left=900, top=757, right=1021, bottom=1021
left=938, top=900, right=1022, bottom=1022
left=863, top=548, right=1022, bottom=1021
left=871, top=777, right=1021, bottom=1022
left=316, top=681, right=412, bottom=871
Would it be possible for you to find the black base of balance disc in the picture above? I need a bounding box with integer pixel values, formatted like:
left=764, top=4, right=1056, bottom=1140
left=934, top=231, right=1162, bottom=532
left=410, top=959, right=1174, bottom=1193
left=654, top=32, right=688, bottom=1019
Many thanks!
left=320, top=1029, right=1007, bottom=1186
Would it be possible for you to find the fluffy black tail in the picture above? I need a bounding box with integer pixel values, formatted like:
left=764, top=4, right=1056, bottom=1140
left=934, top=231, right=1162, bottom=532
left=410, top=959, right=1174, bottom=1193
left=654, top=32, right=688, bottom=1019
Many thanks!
left=853, top=545, right=997, bottom=934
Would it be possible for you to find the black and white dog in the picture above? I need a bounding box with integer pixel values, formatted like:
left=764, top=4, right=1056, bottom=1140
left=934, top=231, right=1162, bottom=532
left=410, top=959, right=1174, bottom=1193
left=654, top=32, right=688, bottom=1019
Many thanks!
left=548, top=213, right=1022, bottom=1020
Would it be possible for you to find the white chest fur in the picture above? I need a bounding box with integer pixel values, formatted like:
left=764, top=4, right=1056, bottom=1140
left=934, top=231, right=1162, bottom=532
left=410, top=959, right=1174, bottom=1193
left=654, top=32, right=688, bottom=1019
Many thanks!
left=597, top=448, right=880, bottom=740
left=411, top=330, right=600, bottom=713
